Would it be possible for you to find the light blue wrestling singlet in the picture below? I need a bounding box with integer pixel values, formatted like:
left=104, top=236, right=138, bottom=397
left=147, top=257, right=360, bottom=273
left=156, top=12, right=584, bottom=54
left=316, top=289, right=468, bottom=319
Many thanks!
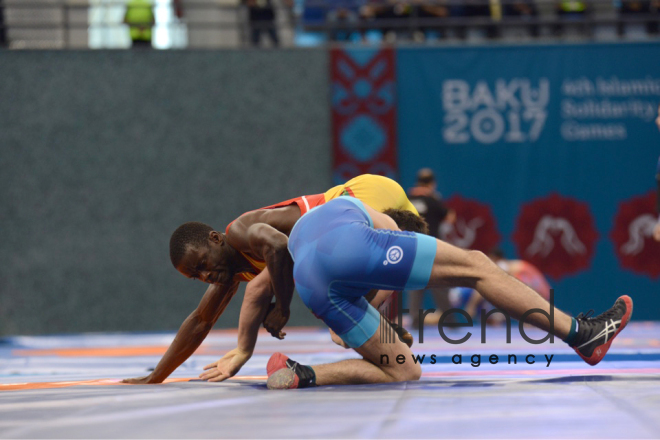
left=287, top=196, right=437, bottom=348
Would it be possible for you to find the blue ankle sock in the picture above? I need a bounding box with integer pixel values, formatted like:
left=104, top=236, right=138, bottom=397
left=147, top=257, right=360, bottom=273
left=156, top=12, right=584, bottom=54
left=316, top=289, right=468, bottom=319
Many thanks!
left=563, top=318, right=578, bottom=345
left=297, top=364, right=317, bottom=388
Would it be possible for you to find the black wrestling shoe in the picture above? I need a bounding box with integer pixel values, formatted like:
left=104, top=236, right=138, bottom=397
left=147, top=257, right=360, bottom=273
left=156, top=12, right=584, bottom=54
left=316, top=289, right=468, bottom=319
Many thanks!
left=266, top=353, right=316, bottom=390
left=571, top=295, right=633, bottom=366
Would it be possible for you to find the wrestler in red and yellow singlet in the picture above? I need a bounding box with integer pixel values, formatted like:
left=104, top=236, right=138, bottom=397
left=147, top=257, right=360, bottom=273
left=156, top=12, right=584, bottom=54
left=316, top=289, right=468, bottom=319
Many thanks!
left=227, top=175, right=419, bottom=282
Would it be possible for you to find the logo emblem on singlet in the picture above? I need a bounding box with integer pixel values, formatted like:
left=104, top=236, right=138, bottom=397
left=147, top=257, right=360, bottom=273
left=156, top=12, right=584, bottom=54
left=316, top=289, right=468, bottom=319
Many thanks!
left=383, top=246, right=403, bottom=265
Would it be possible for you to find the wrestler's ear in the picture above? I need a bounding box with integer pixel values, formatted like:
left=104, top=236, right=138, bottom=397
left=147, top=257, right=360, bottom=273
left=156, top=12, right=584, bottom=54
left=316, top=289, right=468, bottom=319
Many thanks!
left=208, top=231, right=222, bottom=244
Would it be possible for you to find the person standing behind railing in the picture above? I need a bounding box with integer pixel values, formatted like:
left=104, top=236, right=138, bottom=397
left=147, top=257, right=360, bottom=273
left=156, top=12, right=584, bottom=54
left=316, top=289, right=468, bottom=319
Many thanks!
left=502, top=0, right=539, bottom=36
left=557, top=0, right=588, bottom=17
left=0, top=2, right=7, bottom=48
left=124, top=0, right=155, bottom=49
left=415, top=0, right=451, bottom=41
left=364, top=0, right=414, bottom=42
left=327, top=0, right=365, bottom=42
left=555, top=0, right=589, bottom=37
left=463, top=0, right=497, bottom=38
left=618, top=0, right=657, bottom=37
left=244, top=0, right=279, bottom=47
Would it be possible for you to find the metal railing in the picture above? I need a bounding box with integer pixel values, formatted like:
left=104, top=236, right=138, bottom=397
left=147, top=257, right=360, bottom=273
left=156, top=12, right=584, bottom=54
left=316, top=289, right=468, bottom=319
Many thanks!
left=0, top=0, right=658, bottom=49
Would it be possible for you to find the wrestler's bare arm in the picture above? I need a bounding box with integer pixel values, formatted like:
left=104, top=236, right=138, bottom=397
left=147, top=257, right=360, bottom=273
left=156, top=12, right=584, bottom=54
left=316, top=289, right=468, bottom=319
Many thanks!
left=122, top=281, right=239, bottom=384
left=200, top=270, right=275, bottom=382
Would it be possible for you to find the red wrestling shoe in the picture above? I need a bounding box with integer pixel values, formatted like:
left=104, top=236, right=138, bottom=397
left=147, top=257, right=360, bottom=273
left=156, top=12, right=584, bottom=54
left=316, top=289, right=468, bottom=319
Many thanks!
left=571, top=295, right=633, bottom=366
left=266, top=352, right=316, bottom=390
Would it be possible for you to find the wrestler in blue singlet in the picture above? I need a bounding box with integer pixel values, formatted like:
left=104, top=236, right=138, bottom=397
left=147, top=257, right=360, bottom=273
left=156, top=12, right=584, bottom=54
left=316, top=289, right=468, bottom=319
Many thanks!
left=287, top=196, right=437, bottom=348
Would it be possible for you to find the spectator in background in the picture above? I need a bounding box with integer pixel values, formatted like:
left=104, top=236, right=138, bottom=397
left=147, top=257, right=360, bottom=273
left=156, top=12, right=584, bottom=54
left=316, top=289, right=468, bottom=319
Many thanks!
left=291, top=0, right=326, bottom=46
left=555, top=0, right=589, bottom=37
left=173, top=0, right=184, bottom=19
left=504, top=0, right=537, bottom=16
left=503, top=0, right=539, bottom=36
left=124, top=0, right=155, bottom=49
left=406, top=168, right=456, bottom=328
left=415, top=0, right=451, bottom=40
left=244, top=0, right=279, bottom=47
left=0, top=3, right=6, bottom=48
left=464, top=0, right=492, bottom=18
left=327, top=0, right=365, bottom=42
left=620, top=0, right=652, bottom=16
left=408, top=168, right=456, bottom=242
left=463, top=0, right=498, bottom=38
left=364, top=0, right=414, bottom=42
left=444, top=0, right=468, bottom=39
left=619, top=0, right=658, bottom=35
left=556, top=0, right=588, bottom=17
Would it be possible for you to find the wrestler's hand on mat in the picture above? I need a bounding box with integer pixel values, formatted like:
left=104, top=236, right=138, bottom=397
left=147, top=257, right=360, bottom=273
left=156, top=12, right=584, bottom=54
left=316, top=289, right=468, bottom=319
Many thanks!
left=121, top=374, right=160, bottom=384
left=200, top=348, right=251, bottom=382
left=263, top=303, right=290, bottom=339
left=329, top=328, right=349, bottom=349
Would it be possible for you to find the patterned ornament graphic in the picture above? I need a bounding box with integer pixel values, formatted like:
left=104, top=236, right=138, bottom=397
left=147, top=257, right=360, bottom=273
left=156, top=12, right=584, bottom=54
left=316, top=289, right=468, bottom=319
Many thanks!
left=331, top=48, right=398, bottom=184
left=513, top=193, right=598, bottom=279
left=610, top=190, right=660, bottom=278
left=443, top=195, right=501, bottom=252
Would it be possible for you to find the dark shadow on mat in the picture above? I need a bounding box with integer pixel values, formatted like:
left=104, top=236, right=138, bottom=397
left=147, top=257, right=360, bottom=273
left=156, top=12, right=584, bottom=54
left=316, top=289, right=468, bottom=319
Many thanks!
left=190, top=379, right=270, bottom=389
left=264, top=374, right=660, bottom=392
left=242, top=383, right=269, bottom=389
left=287, top=380, right=504, bottom=392
left=528, top=375, right=660, bottom=384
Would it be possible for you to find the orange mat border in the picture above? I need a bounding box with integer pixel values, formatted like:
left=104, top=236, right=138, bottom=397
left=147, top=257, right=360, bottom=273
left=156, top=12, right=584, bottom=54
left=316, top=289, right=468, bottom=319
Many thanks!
left=0, top=376, right=268, bottom=391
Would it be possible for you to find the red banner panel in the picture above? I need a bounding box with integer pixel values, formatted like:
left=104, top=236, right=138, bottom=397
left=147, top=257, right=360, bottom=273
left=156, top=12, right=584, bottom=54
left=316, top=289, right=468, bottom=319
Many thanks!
left=610, top=190, right=660, bottom=279
left=513, top=193, right=599, bottom=280
left=330, top=47, right=398, bottom=184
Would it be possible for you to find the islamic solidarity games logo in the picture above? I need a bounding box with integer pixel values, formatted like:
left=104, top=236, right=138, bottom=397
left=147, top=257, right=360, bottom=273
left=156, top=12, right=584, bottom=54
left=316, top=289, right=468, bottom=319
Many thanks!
left=383, top=246, right=404, bottom=265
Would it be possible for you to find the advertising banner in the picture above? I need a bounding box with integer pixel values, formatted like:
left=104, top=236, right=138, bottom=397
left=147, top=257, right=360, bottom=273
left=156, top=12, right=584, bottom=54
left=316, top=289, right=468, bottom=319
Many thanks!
left=396, top=43, right=660, bottom=318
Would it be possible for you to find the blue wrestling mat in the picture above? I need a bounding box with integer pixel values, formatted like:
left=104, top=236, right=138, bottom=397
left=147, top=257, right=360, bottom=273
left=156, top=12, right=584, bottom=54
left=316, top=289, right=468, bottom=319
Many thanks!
left=1, top=323, right=659, bottom=438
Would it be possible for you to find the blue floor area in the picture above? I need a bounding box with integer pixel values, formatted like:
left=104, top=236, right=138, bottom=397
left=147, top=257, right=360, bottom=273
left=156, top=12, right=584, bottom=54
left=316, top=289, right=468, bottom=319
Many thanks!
left=1, top=323, right=659, bottom=438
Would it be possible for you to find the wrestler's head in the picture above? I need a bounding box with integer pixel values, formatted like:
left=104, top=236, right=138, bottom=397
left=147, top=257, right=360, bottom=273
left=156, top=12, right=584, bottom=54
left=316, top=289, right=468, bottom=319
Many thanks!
left=169, top=221, right=235, bottom=285
left=382, top=209, right=429, bottom=234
